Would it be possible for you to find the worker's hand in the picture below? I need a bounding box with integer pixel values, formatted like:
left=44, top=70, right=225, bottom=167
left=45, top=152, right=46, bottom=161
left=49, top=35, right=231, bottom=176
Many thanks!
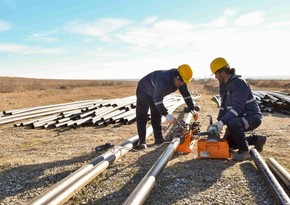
left=191, top=110, right=199, bottom=121
left=192, top=106, right=201, bottom=121
left=209, top=121, right=224, bottom=134
left=165, top=114, right=176, bottom=124
left=194, top=105, right=201, bottom=112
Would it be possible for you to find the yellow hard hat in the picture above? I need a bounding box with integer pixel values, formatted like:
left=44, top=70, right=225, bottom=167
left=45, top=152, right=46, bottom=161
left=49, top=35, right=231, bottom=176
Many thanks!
left=178, top=64, right=193, bottom=83
left=210, top=57, right=228, bottom=74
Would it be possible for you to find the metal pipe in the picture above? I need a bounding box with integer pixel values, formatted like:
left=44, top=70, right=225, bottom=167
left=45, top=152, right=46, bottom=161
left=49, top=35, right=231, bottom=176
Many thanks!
left=32, top=117, right=60, bottom=128
left=91, top=106, right=121, bottom=124
left=81, top=105, right=99, bottom=112
left=123, top=137, right=181, bottom=205
left=266, top=157, right=290, bottom=191
left=250, top=149, right=290, bottom=205
left=100, top=109, right=129, bottom=120
left=29, top=96, right=185, bottom=205
left=111, top=109, right=135, bottom=121
left=123, top=113, right=138, bottom=124
left=55, top=119, right=75, bottom=128
left=56, top=114, right=79, bottom=123
left=3, top=99, right=99, bottom=115
left=28, top=151, right=113, bottom=205
left=29, top=128, right=154, bottom=205
left=73, top=116, right=93, bottom=127
left=65, top=120, right=75, bottom=127
left=123, top=113, right=193, bottom=205
left=60, top=109, right=83, bottom=117
left=19, top=114, right=60, bottom=127
left=43, top=121, right=59, bottom=129
left=0, top=108, right=77, bottom=125
left=3, top=101, right=97, bottom=118
left=0, top=104, right=96, bottom=125
left=77, top=109, right=97, bottom=119
left=34, top=120, right=56, bottom=129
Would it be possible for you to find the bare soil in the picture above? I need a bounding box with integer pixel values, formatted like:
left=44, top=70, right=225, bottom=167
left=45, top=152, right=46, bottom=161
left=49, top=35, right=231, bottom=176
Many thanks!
left=0, top=79, right=289, bottom=205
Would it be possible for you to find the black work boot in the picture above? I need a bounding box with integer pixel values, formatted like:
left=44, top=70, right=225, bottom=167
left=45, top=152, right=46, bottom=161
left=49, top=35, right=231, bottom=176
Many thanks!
left=137, top=143, right=147, bottom=149
left=135, top=139, right=147, bottom=149
left=254, top=135, right=267, bottom=152
left=155, top=136, right=166, bottom=145
left=232, top=150, right=251, bottom=161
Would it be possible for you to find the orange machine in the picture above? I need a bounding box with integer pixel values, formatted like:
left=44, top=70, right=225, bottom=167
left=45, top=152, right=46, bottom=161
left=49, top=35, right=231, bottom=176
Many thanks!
left=176, top=130, right=195, bottom=153
left=174, top=116, right=230, bottom=159
left=175, top=121, right=199, bottom=154
left=197, top=139, right=230, bottom=159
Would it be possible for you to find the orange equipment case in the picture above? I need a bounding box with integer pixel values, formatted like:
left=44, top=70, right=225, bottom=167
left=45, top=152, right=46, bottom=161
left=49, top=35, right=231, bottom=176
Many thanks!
left=197, top=139, right=230, bottom=159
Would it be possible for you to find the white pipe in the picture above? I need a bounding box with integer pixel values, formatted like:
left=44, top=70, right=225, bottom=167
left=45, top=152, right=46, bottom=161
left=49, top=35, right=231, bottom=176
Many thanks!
left=29, top=96, right=184, bottom=205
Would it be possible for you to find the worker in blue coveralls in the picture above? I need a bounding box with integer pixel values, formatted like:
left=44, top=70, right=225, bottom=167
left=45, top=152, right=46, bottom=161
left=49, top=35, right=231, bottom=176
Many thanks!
left=135, top=64, right=199, bottom=149
left=208, top=57, right=267, bottom=161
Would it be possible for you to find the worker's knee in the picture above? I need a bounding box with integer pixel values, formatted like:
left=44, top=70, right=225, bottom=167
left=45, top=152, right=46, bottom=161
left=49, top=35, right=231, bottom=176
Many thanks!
left=227, top=118, right=244, bottom=130
left=247, top=117, right=262, bottom=131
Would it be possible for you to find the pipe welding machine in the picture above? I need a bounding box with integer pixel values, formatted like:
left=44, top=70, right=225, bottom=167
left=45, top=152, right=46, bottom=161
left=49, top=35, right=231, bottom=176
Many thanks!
left=168, top=115, right=230, bottom=159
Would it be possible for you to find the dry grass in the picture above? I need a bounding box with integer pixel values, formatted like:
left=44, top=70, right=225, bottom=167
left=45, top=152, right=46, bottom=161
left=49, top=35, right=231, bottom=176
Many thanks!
left=246, top=79, right=290, bottom=92
left=0, top=77, right=137, bottom=111
left=0, top=77, right=289, bottom=204
left=0, top=76, right=136, bottom=93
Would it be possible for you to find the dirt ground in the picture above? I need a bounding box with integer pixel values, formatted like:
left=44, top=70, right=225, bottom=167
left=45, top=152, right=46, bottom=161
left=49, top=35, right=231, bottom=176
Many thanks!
left=0, top=80, right=289, bottom=204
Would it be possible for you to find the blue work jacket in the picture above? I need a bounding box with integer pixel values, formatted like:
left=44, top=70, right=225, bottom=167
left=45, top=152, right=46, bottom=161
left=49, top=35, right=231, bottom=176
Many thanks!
left=218, top=74, right=262, bottom=124
left=137, top=68, right=195, bottom=116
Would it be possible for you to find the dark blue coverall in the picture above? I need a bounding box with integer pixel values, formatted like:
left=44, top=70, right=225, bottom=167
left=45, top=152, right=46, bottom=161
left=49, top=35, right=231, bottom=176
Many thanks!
left=136, top=68, right=195, bottom=144
left=218, top=74, right=262, bottom=151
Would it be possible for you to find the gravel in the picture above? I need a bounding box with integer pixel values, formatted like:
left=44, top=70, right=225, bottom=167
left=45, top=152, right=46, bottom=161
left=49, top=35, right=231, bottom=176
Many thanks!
left=1, top=95, right=289, bottom=205
left=0, top=134, right=278, bottom=205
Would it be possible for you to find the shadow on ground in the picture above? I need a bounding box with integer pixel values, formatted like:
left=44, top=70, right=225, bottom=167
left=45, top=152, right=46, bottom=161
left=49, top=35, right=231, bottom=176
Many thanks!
left=0, top=151, right=98, bottom=202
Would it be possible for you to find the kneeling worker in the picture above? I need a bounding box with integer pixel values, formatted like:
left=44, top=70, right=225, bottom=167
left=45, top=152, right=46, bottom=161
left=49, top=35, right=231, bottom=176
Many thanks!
left=136, top=64, right=199, bottom=149
left=208, top=57, right=267, bottom=161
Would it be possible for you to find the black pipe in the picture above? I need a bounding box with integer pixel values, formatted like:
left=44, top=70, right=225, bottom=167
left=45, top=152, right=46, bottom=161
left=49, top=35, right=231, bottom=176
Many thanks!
left=250, top=149, right=290, bottom=205
left=266, top=157, right=290, bottom=191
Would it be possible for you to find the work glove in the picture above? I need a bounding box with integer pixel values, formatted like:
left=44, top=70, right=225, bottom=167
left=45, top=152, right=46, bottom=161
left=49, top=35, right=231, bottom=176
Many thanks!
left=191, top=110, right=199, bottom=121
left=165, top=114, right=176, bottom=124
left=191, top=105, right=201, bottom=121
left=208, top=120, right=224, bottom=134
left=194, top=105, right=201, bottom=112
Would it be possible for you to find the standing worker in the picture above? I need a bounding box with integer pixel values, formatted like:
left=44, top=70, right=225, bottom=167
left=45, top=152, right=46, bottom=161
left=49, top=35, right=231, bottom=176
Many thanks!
left=135, top=64, right=199, bottom=149
left=208, top=57, right=267, bottom=161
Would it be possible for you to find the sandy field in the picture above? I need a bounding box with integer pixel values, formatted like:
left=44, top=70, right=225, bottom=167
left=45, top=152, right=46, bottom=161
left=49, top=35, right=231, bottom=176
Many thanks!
left=0, top=78, right=289, bottom=204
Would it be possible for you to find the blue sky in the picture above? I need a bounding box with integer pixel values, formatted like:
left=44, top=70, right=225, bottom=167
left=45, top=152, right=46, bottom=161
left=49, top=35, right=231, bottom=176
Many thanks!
left=0, top=0, right=290, bottom=80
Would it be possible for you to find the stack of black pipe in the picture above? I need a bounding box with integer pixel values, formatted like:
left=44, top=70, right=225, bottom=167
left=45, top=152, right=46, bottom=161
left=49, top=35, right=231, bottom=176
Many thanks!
left=212, top=90, right=290, bottom=115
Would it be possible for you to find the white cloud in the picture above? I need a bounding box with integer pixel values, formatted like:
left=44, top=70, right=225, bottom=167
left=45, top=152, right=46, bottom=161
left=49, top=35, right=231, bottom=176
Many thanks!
left=0, top=20, right=11, bottom=31
left=208, top=16, right=228, bottom=27
left=2, top=7, right=290, bottom=80
left=116, top=19, right=196, bottom=49
left=56, top=11, right=289, bottom=79
left=153, top=20, right=193, bottom=30
left=235, top=11, right=264, bottom=26
left=204, top=8, right=237, bottom=28
left=66, top=17, right=198, bottom=50
left=86, top=47, right=128, bottom=57
left=224, top=8, right=237, bottom=17
left=66, top=18, right=132, bottom=42
left=25, top=33, right=59, bottom=42
left=0, top=43, right=64, bottom=54
left=266, top=20, right=290, bottom=28
left=142, top=16, right=158, bottom=25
